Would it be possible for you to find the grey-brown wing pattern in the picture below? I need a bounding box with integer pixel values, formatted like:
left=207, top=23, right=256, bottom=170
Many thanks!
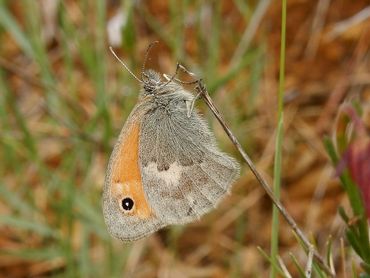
left=139, top=90, right=239, bottom=225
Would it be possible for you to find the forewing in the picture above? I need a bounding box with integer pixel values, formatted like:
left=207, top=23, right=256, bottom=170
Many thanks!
left=103, top=106, right=164, bottom=241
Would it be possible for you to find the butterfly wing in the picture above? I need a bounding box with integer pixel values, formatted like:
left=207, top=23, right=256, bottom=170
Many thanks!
left=103, top=106, right=164, bottom=241
left=139, top=90, right=239, bottom=225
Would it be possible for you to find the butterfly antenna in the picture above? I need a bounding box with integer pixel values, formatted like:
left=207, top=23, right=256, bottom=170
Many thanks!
left=141, top=41, right=159, bottom=81
left=109, top=46, right=142, bottom=83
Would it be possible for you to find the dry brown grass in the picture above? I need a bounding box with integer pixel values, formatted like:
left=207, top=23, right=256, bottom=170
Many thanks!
left=0, top=0, right=370, bottom=277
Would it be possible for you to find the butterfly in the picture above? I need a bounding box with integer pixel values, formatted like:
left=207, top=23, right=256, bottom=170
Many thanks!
left=103, top=45, right=239, bottom=241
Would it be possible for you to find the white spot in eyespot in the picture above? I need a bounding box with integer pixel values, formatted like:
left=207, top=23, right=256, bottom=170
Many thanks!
left=144, top=162, right=182, bottom=185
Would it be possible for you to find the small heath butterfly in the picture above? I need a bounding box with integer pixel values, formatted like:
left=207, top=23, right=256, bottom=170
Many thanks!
left=103, top=45, right=239, bottom=241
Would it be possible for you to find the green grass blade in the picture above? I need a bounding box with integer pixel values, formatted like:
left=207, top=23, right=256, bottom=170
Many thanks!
left=0, top=215, right=58, bottom=238
left=2, top=247, right=62, bottom=261
left=0, top=3, right=34, bottom=57
left=258, top=247, right=286, bottom=277
left=288, top=253, right=306, bottom=277
left=270, top=0, right=287, bottom=276
left=0, top=183, right=36, bottom=215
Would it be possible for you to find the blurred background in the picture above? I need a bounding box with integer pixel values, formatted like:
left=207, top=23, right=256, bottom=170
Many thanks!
left=0, top=0, right=369, bottom=277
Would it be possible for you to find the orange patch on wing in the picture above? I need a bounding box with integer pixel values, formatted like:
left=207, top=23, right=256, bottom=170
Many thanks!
left=111, top=121, right=153, bottom=219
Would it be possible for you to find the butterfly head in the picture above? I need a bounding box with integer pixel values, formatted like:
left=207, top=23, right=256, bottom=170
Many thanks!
left=140, top=69, right=182, bottom=100
left=141, top=69, right=163, bottom=95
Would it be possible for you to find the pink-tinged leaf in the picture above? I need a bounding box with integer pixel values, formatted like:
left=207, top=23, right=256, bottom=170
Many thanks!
left=335, top=105, right=370, bottom=219
left=347, top=139, right=370, bottom=219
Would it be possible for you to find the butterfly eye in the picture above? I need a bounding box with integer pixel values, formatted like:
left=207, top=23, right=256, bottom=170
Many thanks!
left=121, top=197, right=134, bottom=211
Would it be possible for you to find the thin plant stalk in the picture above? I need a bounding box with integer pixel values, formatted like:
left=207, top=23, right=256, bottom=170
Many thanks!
left=270, top=0, right=287, bottom=276
left=186, top=79, right=335, bottom=277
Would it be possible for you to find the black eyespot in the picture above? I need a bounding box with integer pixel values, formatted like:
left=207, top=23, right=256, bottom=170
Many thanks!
left=121, top=197, right=134, bottom=211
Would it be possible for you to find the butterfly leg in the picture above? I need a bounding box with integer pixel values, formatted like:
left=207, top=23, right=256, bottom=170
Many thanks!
left=186, top=91, right=201, bottom=118
left=160, top=62, right=181, bottom=88
left=169, top=63, right=206, bottom=117
left=175, top=64, right=208, bottom=97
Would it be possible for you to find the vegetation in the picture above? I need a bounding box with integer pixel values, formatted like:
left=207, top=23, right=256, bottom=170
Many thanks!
left=0, top=0, right=369, bottom=277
